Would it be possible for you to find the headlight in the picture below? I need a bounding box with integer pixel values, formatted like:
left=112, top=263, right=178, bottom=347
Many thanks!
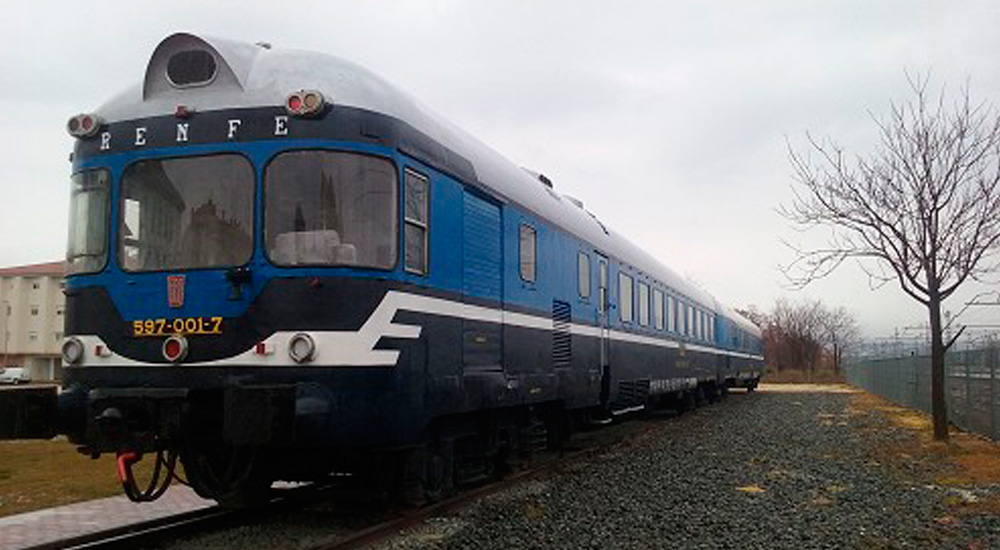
left=61, top=337, right=85, bottom=364
left=288, top=333, right=315, bottom=363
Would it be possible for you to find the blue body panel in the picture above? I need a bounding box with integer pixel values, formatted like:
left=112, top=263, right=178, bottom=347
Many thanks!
left=462, top=191, right=502, bottom=302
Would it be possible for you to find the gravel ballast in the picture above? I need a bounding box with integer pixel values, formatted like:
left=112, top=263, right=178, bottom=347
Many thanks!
left=375, top=389, right=1000, bottom=550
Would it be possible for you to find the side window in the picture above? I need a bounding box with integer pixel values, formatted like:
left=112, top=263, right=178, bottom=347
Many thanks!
left=404, top=169, right=429, bottom=274
left=708, top=314, right=715, bottom=342
left=638, top=282, right=649, bottom=326
left=684, top=303, right=692, bottom=336
left=653, top=289, right=664, bottom=330
left=667, top=295, right=675, bottom=332
left=578, top=252, right=591, bottom=299
left=618, top=272, right=633, bottom=323
left=519, top=224, right=536, bottom=282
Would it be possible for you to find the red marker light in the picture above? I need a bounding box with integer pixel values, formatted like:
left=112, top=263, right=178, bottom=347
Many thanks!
left=66, top=113, right=103, bottom=138
left=164, top=339, right=181, bottom=358
left=162, top=335, right=188, bottom=362
left=285, top=90, right=326, bottom=117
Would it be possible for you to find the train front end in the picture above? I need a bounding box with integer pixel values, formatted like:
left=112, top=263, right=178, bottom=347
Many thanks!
left=50, top=33, right=434, bottom=505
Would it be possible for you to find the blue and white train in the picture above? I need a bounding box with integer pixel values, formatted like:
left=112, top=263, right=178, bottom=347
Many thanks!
left=43, top=33, right=763, bottom=504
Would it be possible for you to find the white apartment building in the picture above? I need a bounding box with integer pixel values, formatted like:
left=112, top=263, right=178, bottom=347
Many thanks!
left=0, top=261, right=66, bottom=381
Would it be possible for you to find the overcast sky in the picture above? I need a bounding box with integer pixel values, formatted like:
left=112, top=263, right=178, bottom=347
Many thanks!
left=2, top=1, right=999, bottom=339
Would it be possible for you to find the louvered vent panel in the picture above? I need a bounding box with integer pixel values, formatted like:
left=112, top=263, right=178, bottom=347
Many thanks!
left=618, top=379, right=651, bottom=406
left=552, top=300, right=572, bottom=368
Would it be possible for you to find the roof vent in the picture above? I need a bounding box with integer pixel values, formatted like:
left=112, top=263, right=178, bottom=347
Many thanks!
left=564, top=195, right=584, bottom=209
left=521, top=168, right=554, bottom=189
left=166, top=49, right=218, bottom=87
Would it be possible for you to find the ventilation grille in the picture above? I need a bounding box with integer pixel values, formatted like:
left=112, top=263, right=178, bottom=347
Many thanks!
left=618, top=379, right=651, bottom=406
left=167, top=50, right=217, bottom=87
left=552, top=300, right=571, bottom=368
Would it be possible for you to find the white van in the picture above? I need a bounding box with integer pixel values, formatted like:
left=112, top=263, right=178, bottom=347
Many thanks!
left=0, top=367, right=30, bottom=385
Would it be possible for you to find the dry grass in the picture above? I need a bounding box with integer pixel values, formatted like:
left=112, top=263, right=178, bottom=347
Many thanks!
left=758, top=383, right=858, bottom=394
left=764, top=369, right=846, bottom=384
left=849, top=392, right=1000, bottom=517
left=0, top=438, right=120, bottom=517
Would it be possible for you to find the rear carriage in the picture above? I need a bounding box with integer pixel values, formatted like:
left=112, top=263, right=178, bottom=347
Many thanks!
left=46, top=33, right=765, bottom=504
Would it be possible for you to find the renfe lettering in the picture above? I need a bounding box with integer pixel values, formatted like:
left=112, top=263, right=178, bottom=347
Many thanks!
left=89, top=115, right=295, bottom=153
left=274, top=115, right=288, bottom=136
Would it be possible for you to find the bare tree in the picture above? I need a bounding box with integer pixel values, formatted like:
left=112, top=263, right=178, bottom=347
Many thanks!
left=819, top=306, right=860, bottom=374
left=782, top=77, right=1000, bottom=440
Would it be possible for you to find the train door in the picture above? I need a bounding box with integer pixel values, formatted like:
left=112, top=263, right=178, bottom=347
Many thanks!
left=461, top=190, right=503, bottom=371
left=597, top=254, right=610, bottom=404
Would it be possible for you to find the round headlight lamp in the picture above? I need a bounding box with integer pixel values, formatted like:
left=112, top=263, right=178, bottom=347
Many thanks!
left=61, top=337, right=85, bottom=364
left=288, top=333, right=316, bottom=363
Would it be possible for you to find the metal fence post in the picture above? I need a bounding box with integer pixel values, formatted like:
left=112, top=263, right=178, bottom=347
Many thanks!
left=966, top=349, right=972, bottom=432
left=992, top=344, right=997, bottom=440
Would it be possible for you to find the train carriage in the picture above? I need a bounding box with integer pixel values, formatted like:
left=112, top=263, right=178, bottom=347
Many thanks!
left=21, top=33, right=763, bottom=505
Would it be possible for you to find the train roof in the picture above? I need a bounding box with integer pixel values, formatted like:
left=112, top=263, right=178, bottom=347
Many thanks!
left=93, top=32, right=759, bottom=337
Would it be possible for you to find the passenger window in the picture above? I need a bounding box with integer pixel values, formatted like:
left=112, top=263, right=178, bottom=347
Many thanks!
left=653, top=289, right=664, bottom=330
left=667, top=296, right=675, bottom=332
left=265, top=151, right=395, bottom=269
left=638, top=282, right=649, bottom=326
left=578, top=252, right=590, bottom=299
left=404, top=169, right=429, bottom=274
left=519, top=224, right=536, bottom=282
left=618, top=272, right=633, bottom=323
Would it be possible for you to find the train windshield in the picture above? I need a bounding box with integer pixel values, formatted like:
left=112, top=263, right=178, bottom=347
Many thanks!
left=67, top=169, right=111, bottom=275
left=265, top=151, right=397, bottom=269
left=119, top=155, right=254, bottom=272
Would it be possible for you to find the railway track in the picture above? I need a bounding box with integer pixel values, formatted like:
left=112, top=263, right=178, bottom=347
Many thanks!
left=31, top=404, right=721, bottom=550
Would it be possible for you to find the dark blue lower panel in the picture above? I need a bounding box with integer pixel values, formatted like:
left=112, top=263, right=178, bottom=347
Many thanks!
left=64, top=283, right=762, bottom=452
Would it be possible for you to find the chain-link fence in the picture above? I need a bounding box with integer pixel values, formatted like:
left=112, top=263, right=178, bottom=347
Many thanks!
left=843, top=344, right=1000, bottom=441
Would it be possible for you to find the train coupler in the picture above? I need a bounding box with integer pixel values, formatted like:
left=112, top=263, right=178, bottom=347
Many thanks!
left=116, top=449, right=180, bottom=502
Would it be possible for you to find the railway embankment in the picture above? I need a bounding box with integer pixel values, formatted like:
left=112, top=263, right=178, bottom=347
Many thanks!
left=5, top=385, right=1000, bottom=549
left=367, top=386, right=1000, bottom=550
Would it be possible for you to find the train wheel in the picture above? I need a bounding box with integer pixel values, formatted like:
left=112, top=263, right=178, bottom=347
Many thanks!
left=694, top=385, right=707, bottom=406
left=423, top=446, right=453, bottom=503
left=706, top=383, right=720, bottom=404
left=181, top=444, right=272, bottom=508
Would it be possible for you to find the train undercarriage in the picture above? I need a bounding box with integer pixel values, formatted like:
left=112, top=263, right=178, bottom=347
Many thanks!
left=0, top=374, right=757, bottom=507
